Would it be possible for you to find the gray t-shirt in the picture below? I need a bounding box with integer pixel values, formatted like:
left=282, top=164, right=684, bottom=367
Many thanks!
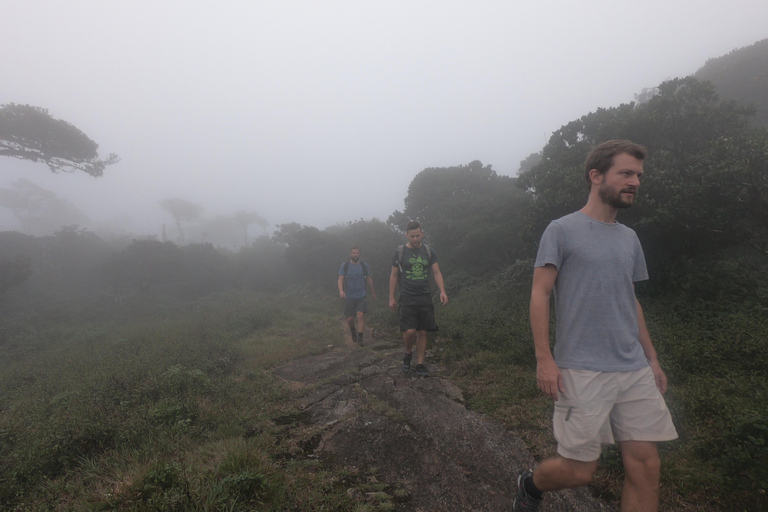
left=534, top=211, right=649, bottom=371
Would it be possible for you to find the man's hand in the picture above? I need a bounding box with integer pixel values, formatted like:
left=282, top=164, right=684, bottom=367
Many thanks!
left=339, top=291, right=346, bottom=299
left=439, top=291, right=448, bottom=305
left=389, top=298, right=397, bottom=311
left=537, top=358, right=564, bottom=401
left=371, top=292, right=376, bottom=300
left=649, top=360, right=668, bottom=395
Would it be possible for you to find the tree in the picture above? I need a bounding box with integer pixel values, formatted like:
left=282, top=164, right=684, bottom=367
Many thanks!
left=272, top=223, right=342, bottom=283
left=695, top=38, right=768, bottom=127
left=160, top=198, right=204, bottom=244
left=0, top=103, right=118, bottom=176
left=102, top=239, right=183, bottom=296
left=516, top=76, right=764, bottom=289
left=232, top=210, right=268, bottom=246
left=389, top=161, right=530, bottom=275
left=0, top=179, right=89, bottom=235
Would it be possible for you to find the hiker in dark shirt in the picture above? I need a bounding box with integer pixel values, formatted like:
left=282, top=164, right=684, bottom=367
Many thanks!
left=388, top=221, right=448, bottom=377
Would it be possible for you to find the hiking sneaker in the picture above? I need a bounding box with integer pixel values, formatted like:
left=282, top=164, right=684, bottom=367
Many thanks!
left=414, top=363, right=429, bottom=378
left=513, top=469, right=542, bottom=512
left=357, top=332, right=364, bottom=346
left=402, top=352, right=412, bottom=373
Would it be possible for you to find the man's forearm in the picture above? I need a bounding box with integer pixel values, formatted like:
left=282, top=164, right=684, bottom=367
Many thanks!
left=389, top=274, right=398, bottom=300
left=530, top=293, right=554, bottom=362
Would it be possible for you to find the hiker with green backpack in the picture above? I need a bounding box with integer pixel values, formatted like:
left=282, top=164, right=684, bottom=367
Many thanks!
left=338, top=246, right=376, bottom=345
left=389, top=221, right=448, bottom=378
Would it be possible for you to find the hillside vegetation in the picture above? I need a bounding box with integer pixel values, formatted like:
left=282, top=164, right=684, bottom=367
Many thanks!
left=695, top=38, right=768, bottom=127
left=2, top=41, right=768, bottom=510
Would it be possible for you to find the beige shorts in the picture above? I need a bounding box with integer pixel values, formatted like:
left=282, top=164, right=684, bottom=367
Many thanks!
left=553, top=366, right=678, bottom=462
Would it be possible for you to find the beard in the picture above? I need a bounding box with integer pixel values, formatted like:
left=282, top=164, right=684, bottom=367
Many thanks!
left=599, top=184, right=635, bottom=209
left=351, top=256, right=360, bottom=262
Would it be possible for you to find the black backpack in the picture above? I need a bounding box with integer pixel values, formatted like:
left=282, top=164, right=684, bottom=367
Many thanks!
left=342, top=260, right=370, bottom=279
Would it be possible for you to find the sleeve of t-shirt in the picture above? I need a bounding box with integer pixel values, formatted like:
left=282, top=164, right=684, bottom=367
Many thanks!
left=632, top=235, right=649, bottom=282
left=391, top=250, right=400, bottom=268
left=534, top=221, right=565, bottom=269
left=339, top=262, right=346, bottom=275
left=428, top=248, right=438, bottom=266
left=364, top=263, right=371, bottom=277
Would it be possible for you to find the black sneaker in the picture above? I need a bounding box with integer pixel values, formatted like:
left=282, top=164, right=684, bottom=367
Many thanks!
left=414, top=363, right=429, bottom=378
left=513, top=469, right=542, bottom=512
left=402, top=352, right=412, bottom=373
left=357, top=333, right=364, bottom=346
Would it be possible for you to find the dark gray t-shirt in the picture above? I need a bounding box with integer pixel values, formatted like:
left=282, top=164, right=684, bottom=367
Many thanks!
left=534, top=211, right=649, bottom=371
left=392, top=245, right=438, bottom=306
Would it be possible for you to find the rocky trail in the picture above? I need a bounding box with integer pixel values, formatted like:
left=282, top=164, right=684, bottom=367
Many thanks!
left=273, top=325, right=615, bottom=511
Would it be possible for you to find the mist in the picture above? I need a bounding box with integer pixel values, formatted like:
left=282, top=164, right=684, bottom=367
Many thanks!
left=2, top=1, right=767, bottom=240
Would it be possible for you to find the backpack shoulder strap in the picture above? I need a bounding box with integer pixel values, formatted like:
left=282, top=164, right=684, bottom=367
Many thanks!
left=344, top=260, right=369, bottom=278
left=423, top=244, right=432, bottom=266
left=397, top=245, right=405, bottom=273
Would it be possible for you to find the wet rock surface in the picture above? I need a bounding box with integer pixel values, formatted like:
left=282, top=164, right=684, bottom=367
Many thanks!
left=273, top=329, right=615, bottom=511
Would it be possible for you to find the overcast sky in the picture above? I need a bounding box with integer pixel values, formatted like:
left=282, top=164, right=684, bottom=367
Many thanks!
left=1, top=1, right=766, bottom=237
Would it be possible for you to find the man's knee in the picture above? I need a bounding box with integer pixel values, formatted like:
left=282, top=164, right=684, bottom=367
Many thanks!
left=356, top=311, right=365, bottom=319
left=621, top=441, right=661, bottom=480
left=564, top=459, right=599, bottom=487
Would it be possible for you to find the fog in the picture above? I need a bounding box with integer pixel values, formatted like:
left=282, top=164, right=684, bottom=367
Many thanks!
left=1, top=1, right=766, bottom=238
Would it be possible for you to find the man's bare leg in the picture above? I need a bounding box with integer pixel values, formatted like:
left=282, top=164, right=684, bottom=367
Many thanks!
left=532, top=456, right=599, bottom=491
left=346, top=317, right=356, bottom=340
left=619, top=441, right=661, bottom=512
left=356, top=311, right=365, bottom=342
left=403, top=328, right=417, bottom=354
left=415, top=330, right=428, bottom=365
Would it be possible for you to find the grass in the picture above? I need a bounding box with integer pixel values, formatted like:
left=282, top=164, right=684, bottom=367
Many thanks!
left=0, top=289, right=395, bottom=511
left=2, top=281, right=766, bottom=510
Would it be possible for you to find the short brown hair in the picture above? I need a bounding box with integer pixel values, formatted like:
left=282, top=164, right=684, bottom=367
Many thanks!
left=349, top=245, right=359, bottom=253
left=406, top=220, right=422, bottom=232
left=584, top=140, right=647, bottom=187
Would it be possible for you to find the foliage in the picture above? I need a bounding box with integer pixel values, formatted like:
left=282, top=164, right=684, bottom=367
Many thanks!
left=695, top=38, right=768, bottom=127
left=160, top=198, right=204, bottom=244
left=273, top=222, right=343, bottom=285
left=0, top=178, right=89, bottom=235
left=516, top=77, right=766, bottom=292
left=390, top=160, right=531, bottom=276
left=437, top=277, right=768, bottom=510
left=233, top=210, right=269, bottom=245
left=0, top=290, right=355, bottom=511
left=102, top=239, right=184, bottom=296
left=0, top=103, right=118, bottom=176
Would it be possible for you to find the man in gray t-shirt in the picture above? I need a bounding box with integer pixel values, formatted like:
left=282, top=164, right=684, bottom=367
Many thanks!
left=513, top=140, right=677, bottom=512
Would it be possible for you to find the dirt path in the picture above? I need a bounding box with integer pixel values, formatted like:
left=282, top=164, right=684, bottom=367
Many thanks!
left=273, top=325, right=615, bottom=511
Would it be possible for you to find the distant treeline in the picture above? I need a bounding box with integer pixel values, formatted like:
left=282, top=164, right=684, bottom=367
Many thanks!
left=2, top=77, right=768, bottom=317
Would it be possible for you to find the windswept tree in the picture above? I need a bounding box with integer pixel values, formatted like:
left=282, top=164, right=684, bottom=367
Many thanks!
left=0, top=179, right=89, bottom=235
left=160, top=198, right=204, bottom=244
left=0, top=103, right=119, bottom=176
left=232, top=210, right=268, bottom=246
